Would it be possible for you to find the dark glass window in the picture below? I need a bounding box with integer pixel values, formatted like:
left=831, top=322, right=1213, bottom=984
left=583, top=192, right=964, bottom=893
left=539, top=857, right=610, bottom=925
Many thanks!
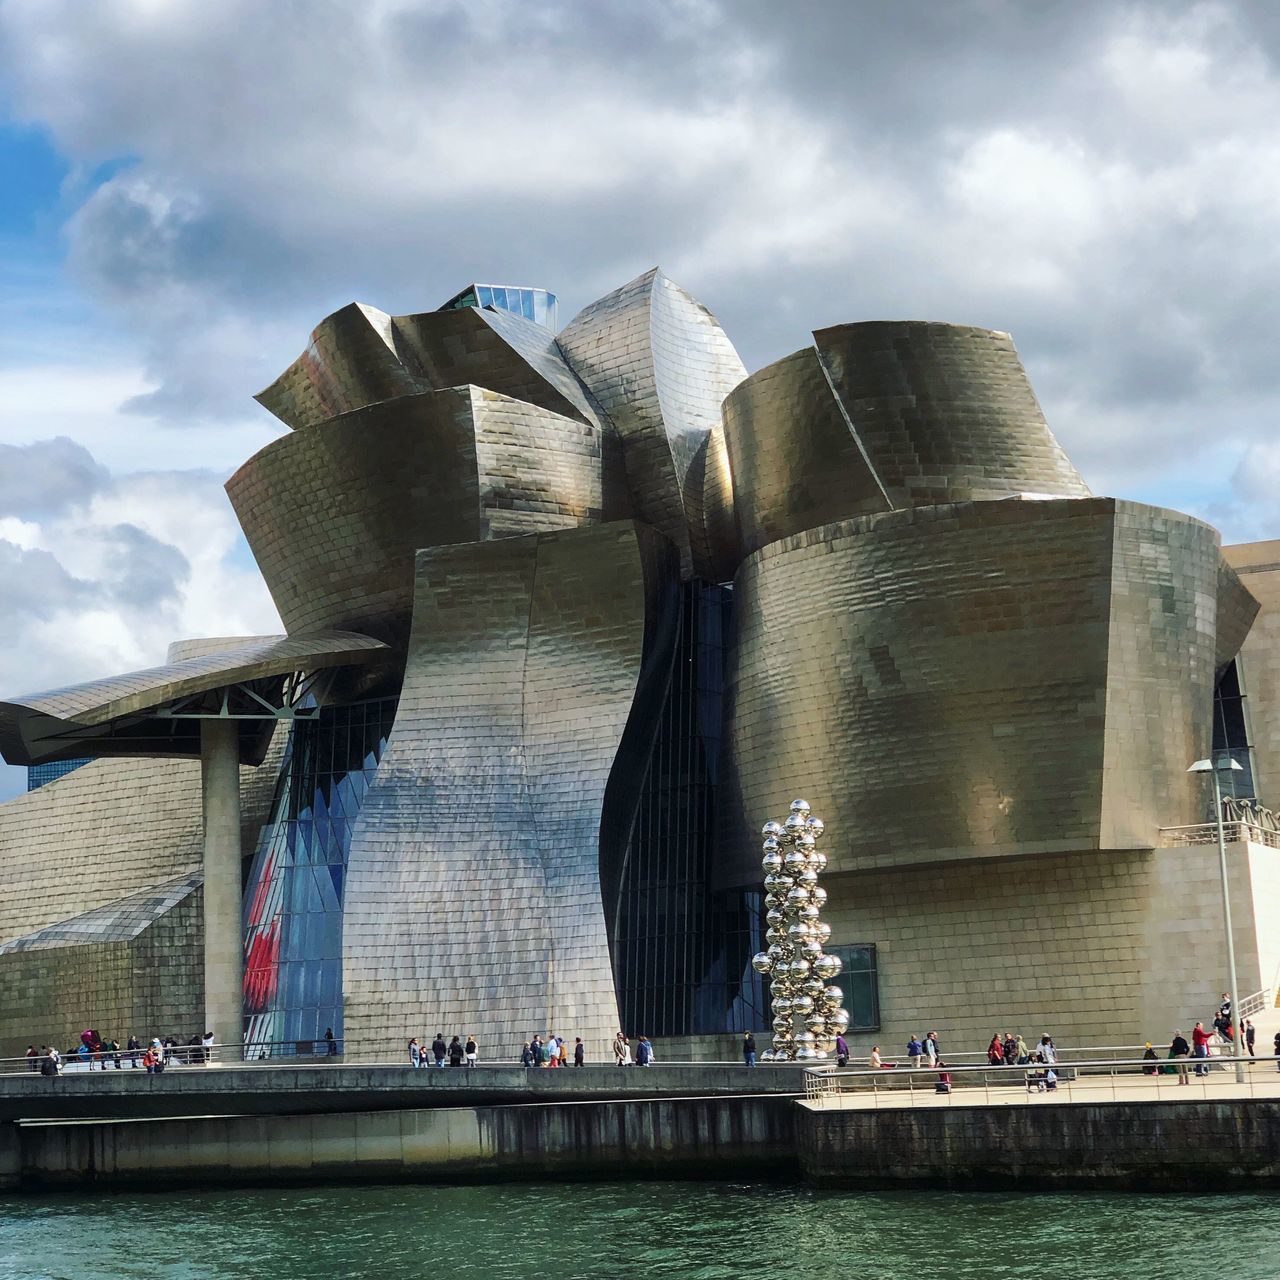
left=27, top=758, right=91, bottom=790
left=1213, top=660, right=1256, bottom=799
left=824, top=944, right=880, bottom=1031
left=613, top=582, right=767, bottom=1037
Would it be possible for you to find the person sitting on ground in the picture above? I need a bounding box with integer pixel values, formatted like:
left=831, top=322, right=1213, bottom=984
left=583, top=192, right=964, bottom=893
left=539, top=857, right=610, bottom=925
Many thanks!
left=935, top=1060, right=951, bottom=1094
left=868, top=1045, right=882, bottom=1069
left=1142, top=1043, right=1159, bottom=1075
left=447, top=1036, right=464, bottom=1067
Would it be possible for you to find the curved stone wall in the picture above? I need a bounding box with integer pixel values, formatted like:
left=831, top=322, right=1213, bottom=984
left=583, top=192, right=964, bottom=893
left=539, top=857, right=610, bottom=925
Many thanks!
left=342, top=521, right=679, bottom=1059
left=717, top=498, right=1222, bottom=887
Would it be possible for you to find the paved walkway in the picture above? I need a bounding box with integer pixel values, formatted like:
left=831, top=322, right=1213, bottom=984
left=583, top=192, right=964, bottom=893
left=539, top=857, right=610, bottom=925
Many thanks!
left=803, top=1066, right=1280, bottom=1111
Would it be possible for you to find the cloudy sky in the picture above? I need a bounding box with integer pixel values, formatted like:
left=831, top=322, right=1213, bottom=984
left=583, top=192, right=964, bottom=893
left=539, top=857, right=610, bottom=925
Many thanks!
left=1, top=0, right=1279, bottom=799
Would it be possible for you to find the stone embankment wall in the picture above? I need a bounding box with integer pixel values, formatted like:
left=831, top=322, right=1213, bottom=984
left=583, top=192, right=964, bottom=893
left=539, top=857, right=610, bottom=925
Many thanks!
left=3, top=1095, right=795, bottom=1191
left=797, top=1099, right=1280, bottom=1190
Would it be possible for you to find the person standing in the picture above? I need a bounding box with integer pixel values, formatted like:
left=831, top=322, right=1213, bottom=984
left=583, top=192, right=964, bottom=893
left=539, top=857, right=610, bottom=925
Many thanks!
left=408, top=1037, right=421, bottom=1068
left=573, top=1037, right=585, bottom=1066
left=464, top=1035, right=477, bottom=1068
left=1192, top=1021, right=1211, bottom=1076
left=325, top=1027, right=337, bottom=1056
left=924, top=1032, right=939, bottom=1066
left=1002, top=1033, right=1018, bottom=1065
left=1245, top=1019, right=1256, bottom=1058
left=635, top=1036, right=653, bottom=1066
left=987, top=1034, right=1004, bottom=1066
left=126, top=1035, right=140, bottom=1069
left=201, top=1030, right=214, bottom=1065
left=24, top=1045, right=36, bottom=1072
left=447, top=1036, right=464, bottom=1067
left=907, top=1034, right=924, bottom=1068
left=613, top=1031, right=627, bottom=1066
left=432, top=1033, right=447, bottom=1068
left=1273, top=1029, right=1280, bottom=1072
left=743, top=1032, right=757, bottom=1067
left=1038, top=1035, right=1057, bottom=1066
left=835, top=1033, right=849, bottom=1067
left=521, top=1042, right=534, bottom=1067
left=1170, top=1029, right=1191, bottom=1084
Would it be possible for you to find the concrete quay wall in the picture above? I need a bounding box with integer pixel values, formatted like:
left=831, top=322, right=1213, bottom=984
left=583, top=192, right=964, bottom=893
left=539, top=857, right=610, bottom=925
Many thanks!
left=3, top=1094, right=796, bottom=1191
left=0, top=1063, right=801, bottom=1123
left=797, top=1098, right=1280, bottom=1190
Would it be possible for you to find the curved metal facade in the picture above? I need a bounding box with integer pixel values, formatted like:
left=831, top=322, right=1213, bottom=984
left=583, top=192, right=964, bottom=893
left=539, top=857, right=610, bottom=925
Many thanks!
left=342, top=521, right=678, bottom=1058
left=558, top=268, right=747, bottom=579
left=814, top=321, right=1091, bottom=507
left=718, top=498, right=1224, bottom=888
left=228, top=387, right=603, bottom=643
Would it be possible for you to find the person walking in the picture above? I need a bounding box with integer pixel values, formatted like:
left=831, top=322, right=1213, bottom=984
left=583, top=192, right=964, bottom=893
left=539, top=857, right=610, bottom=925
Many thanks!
left=613, top=1031, right=627, bottom=1067
left=1170, top=1029, right=1191, bottom=1083
left=1038, top=1035, right=1057, bottom=1066
left=743, top=1032, right=757, bottom=1067
left=464, top=1035, right=477, bottom=1068
left=432, top=1033, right=447, bottom=1068
left=1191, top=1021, right=1211, bottom=1077
left=573, top=1037, right=584, bottom=1066
left=1273, top=1029, right=1280, bottom=1072
left=447, top=1036, right=464, bottom=1067
left=835, top=1033, right=849, bottom=1067
left=408, top=1037, right=421, bottom=1068
left=1245, top=1019, right=1256, bottom=1058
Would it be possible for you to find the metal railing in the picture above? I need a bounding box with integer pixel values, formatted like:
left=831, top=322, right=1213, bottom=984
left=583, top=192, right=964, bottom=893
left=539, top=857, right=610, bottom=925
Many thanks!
left=1160, top=821, right=1280, bottom=850
left=803, top=1052, right=1280, bottom=1105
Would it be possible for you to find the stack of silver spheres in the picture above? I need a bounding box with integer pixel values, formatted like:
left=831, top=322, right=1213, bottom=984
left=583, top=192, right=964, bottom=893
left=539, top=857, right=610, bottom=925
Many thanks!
left=750, top=799, right=846, bottom=1061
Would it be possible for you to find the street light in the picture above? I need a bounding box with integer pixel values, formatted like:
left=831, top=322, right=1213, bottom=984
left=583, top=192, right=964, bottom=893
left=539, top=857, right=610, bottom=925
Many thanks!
left=1187, top=753, right=1246, bottom=1084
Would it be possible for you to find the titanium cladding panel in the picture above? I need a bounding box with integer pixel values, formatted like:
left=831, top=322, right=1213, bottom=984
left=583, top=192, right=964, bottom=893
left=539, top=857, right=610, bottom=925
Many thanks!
left=558, top=268, right=747, bottom=579
left=228, top=387, right=603, bottom=643
left=342, top=521, right=678, bottom=1059
left=718, top=498, right=1222, bottom=887
left=813, top=321, right=1091, bottom=506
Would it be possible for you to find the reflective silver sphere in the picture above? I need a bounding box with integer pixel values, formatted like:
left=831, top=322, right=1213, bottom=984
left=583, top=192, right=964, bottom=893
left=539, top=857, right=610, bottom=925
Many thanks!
left=814, top=953, right=842, bottom=979
left=759, top=1048, right=776, bottom=1063
left=794, top=833, right=816, bottom=853
left=764, top=872, right=794, bottom=893
left=796, top=1030, right=816, bottom=1046
left=761, top=851, right=784, bottom=875
left=761, top=836, right=781, bottom=854
left=783, top=850, right=808, bottom=875
left=797, top=869, right=819, bottom=888
left=791, top=994, right=815, bottom=1015
left=766, top=907, right=785, bottom=926
left=764, top=892, right=787, bottom=911
left=789, top=799, right=812, bottom=816
left=786, top=922, right=810, bottom=943
left=807, top=816, right=825, bottom=838
left=772, top=959, right=791, bottom=980
left=771, top=995, right=793, bottom=1015
left=817, top=922, right=832, bottom=942
left=765, top=926, right=786, bottom=946
left=799, top=903, right=821, bottom=922
left=805, top=1012, right=828, bottom=1033
left=783, top=813, right=807, bottom=837
left=830, top=1008, right=850, bottom=1030
left=751, top=951, right=773, bottom=974
left=761, top=820, right=785, bottom=839
left=807, top=851, right=828, bottom=873
left=810, top=886, right=827, bottom=906
left=786, top=887, right=810, bottom=908
left=789, top=958, right=811, bottom=980
left=801, top=939, right=823, bottom=960
left=804, top=977, right=826, bottom=997
left=773, top=1015, right=792, bottom=1034
left=823, top=985, right=843, bottom=1006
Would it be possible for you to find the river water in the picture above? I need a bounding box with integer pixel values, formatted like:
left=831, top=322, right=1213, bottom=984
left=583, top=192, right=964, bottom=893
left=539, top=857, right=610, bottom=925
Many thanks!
left=2, top=1181, right=1277, bottom=1279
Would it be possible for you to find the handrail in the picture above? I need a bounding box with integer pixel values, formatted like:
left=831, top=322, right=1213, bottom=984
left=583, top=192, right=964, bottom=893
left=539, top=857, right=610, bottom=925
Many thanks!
left=1160, top=821, right=1280, bottom=850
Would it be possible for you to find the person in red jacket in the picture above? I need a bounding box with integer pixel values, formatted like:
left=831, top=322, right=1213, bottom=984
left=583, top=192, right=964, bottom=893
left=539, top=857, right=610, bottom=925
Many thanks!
left=1192, top=1020, right=1212, bottom=1076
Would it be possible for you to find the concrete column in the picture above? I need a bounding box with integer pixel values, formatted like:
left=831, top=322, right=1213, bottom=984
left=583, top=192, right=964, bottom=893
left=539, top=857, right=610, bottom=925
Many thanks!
left=201, top=719, right=243, bottom=1057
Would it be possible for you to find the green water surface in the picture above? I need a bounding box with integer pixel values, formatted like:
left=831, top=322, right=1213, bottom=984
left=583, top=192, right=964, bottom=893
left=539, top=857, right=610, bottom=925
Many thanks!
left=1, top=1182, right=1275, bottom=1280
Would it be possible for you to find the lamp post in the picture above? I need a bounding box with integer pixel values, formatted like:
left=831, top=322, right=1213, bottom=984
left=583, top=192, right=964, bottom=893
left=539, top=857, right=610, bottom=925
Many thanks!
left=1187, top=754, right=1246, bottom=1084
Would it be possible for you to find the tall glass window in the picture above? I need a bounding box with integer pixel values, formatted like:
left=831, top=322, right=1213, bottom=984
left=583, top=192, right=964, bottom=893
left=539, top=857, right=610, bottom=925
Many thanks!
left=613, top=582, right=767, bottom=1036
left=823, top=944, right=880, bottom=1031
left=242, top=698, right=397, bottom=1055
left=1213, top=660, right=1256, bottom=799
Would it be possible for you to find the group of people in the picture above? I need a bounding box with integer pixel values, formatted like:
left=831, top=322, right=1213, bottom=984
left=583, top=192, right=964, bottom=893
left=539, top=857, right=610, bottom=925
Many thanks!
left=408, top=1034, right=478, bottom=1067
left=1162, top=995, right=1263, bottom=1081
left=26, top=1030, right=218, bottom=1075
left=985, top=1032, right=1057, bottom=1068
left=612, top=1033, right=654, bottom=1066
left=523, top=1034, right=585, bottom=1067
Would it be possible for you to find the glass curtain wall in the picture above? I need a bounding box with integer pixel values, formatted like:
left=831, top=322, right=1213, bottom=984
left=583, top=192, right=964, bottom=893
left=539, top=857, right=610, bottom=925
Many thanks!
left=1213, top=659, right=1256, bottom=800
left=613, top=582, right=766, bottom=1036
left=242, top=698, right=397, bottom=1056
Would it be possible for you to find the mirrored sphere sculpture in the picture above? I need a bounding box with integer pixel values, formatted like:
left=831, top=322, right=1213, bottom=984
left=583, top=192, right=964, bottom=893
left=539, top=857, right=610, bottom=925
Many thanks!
left=752, top=799, right=848, bottom=1061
